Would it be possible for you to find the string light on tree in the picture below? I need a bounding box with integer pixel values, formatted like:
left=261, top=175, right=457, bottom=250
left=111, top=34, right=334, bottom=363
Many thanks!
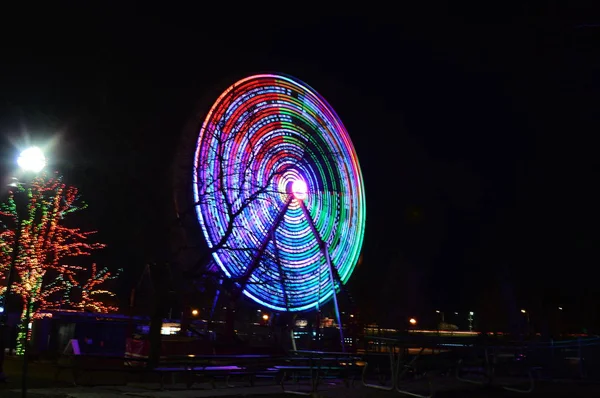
left=0, top=173, right=120, bottom=355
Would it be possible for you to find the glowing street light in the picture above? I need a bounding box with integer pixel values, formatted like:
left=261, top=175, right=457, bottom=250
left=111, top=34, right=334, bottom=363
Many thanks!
left=409, top=318, right=417, bottom=326
left=191, top=309, right=199, bottom=316
left=520, top=309, right=530, bottom=334
left=262, top=314, right=269, bottom=321
left=17, top=146, right=46, bottom=173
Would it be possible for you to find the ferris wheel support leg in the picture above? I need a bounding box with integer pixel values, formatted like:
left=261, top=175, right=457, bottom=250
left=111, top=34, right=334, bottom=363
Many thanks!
left=299, top=201, right=346, bottom=353
left=236, top=198, right=293, bottom=294
left=272, top=231, right=290, bottom=311
left=209, top=279, right=223, bottom=324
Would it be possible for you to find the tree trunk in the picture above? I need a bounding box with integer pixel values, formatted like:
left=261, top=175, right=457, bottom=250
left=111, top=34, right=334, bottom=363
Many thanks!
left=148, top=305, right=163, bottom=369
left=147, top=263, right=169, bottom=369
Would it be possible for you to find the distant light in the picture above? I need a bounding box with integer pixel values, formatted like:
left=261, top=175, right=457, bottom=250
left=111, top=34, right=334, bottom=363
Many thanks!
left=435, top=310, right=440, bottom=313
left=558, top=307, right=563, bottom=311
left=161, top=326, right=180, bottom=335
left=0, top=306, right=4, bottom=313
left=409, top=318, right=417, bottom=326
left=262, top=314, right=269, bottom=321
left=191, top=309, right=199, bottom=316
left=295, top=318, right=308, bottom=328
left=454, top=312, right=458, bottom=315
left=291, top=179, right=308, bottom=200
left=17, top=146, right=46, bottom=173
left=521, top=309, right=527, bottom=314
left=350, top=314, right=354, bottom=318
left=469, top=311, right=474, bottom=316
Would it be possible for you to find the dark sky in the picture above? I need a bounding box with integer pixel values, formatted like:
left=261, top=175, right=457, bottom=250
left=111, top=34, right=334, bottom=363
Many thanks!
left=1, top=6, right=599, bottom=328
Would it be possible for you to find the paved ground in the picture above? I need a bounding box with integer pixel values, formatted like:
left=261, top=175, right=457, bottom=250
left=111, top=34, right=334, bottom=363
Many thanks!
left=3, top=356, right=600, bottom=397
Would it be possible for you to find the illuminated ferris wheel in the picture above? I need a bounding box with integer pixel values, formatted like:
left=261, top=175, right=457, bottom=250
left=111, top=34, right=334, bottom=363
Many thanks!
left=193, top=74, right=365, bottom=314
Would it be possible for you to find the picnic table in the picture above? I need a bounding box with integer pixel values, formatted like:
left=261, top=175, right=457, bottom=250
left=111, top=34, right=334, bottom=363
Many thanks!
left=362, top=335, right=592, bottom=396
left=276, top=350, right=364, bottom=395
left=55, top=353, right=283, bottom=389
left=54, top=349, right=365, bottom=393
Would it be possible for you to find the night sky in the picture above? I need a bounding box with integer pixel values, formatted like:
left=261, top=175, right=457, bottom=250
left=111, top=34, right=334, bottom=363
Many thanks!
left=1, top=6, right=598, bottom=329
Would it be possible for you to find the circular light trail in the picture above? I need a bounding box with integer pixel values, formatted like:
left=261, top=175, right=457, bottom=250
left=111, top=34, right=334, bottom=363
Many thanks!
left=193, top=74, right=366, bottom=312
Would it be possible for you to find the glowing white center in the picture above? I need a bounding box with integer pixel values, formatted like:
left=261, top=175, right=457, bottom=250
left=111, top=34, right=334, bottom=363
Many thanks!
left=17, top=147, right=46, bottom=173
left=291, top=179, right=308, bottom=200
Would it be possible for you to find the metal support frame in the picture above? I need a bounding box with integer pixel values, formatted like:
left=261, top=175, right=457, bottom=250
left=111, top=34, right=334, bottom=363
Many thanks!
left=271, top=230, right=289, bottom=311
left=361, top=337, right=437, bottom=397
left=209, top=278, right=223, bottom=322
left=361, top=350, right=396, bottom=391
left=299, top=201, right=345, bottom=353
left=394, top=347, right=434, bottom=398
left=455, top=346, right=493, bottom=386
left=272, top=231, right=298, bottom=352
left=235, top=197, right=292, bottom=293
left=455, top=343, right=540, bottom=394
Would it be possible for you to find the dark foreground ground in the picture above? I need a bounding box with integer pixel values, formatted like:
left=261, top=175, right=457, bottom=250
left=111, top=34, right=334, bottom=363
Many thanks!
left=3, top=356, right=600, bottom=397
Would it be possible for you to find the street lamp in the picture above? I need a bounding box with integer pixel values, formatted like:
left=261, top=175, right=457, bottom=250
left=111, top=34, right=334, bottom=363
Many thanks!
left=468, top=311, right=474, bottom=332
left=521, top=309, right=530, bottom=335
left=435, top=310, right=445, bottom=323
left=17, top=147, right=46, bottom=173
left=0, top=146, right=46, bottom=382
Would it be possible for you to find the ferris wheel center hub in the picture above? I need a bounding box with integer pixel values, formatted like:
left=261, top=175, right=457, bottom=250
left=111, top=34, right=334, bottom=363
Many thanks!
left=289, top=179, right=308, bottom=201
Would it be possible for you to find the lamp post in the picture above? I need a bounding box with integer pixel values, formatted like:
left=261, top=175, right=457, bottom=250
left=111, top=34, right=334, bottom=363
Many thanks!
left=521, top=309, right=530, bottom=335
left=0, top=147, right=46, bottom=384
left=557, top=307, right=563, bottom=335
left=468, top=311, right=474, bottom=332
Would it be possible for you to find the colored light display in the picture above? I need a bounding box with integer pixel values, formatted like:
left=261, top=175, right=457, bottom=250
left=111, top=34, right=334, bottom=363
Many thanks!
left=193, top=74, right=366, bottom=312
left=0, top=174, right=118, bottom=354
